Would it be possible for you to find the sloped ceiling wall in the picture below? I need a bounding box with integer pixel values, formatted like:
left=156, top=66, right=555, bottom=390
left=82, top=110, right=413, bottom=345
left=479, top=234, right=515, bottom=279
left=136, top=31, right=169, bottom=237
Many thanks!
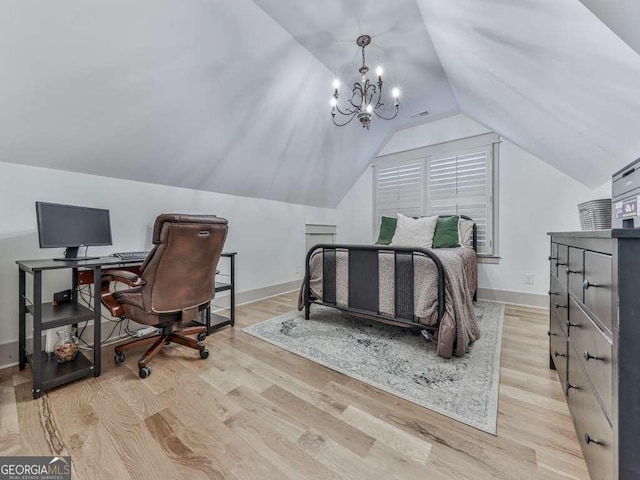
left=0, top=0, right=388, bottom=208
left=415, top=0, right=640, bottom=188
left=579, top=0, right=640, bottom=55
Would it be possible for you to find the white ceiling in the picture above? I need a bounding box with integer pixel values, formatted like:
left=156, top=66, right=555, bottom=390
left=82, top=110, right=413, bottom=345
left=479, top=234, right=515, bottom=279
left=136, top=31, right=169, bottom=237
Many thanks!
left=416, top=0, right=640, bottom=188
left=579, top=0, right=640, bottom=56
left=0, top=0, right=396, bottom=208
left=2, top=0, right=640, bottom=206
left=250, top=0, right=458, bottom=122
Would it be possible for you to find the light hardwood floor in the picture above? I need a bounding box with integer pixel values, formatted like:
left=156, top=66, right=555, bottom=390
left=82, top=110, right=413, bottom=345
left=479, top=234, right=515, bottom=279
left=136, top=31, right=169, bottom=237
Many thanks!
left=0, top=292, right=589, bottom=480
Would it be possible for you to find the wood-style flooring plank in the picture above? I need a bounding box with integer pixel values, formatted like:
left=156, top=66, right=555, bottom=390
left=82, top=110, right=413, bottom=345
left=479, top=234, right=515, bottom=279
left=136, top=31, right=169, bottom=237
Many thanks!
left=0, top=293, right=588, bottom=479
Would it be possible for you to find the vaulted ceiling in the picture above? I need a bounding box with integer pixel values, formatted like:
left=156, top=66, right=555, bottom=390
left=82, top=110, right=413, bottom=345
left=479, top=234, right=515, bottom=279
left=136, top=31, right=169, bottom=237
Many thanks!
left=2, top=0, right=640, bottom=207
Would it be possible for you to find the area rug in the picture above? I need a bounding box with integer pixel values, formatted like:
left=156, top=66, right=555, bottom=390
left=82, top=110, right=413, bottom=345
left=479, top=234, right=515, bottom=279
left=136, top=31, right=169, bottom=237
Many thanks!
left=243, top=300, right=504, bottom=435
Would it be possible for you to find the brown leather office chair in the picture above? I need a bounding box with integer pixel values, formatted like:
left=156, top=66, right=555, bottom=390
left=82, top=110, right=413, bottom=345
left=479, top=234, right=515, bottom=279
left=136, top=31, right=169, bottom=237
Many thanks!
left=101, top=214, right=228, bottom=378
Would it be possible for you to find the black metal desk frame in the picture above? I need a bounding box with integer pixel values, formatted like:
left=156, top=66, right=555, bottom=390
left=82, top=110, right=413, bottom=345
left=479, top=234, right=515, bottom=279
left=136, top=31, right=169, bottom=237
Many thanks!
left=17, top=253, right=236, bottom=399
left=200, top=252, right=236, bottom=333
left=17, top=259, right=118, bottom=399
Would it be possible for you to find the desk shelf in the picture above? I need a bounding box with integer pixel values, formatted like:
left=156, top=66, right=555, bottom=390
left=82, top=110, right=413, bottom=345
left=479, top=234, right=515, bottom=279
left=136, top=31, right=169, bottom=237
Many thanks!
left=25, top=351, right=95, bottom=391
left=215, top=281, right=232, bottom=293
left=26, top=302, right=94, bottom=330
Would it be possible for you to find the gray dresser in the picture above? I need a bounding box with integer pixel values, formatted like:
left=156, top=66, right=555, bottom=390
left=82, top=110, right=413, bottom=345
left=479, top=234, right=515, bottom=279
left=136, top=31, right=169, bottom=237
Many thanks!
left=548, top=230, right=640, bottom=480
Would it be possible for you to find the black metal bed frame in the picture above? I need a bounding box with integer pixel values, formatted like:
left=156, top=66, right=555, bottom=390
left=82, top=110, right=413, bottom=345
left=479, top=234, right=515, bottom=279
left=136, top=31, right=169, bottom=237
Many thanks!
left=303, top=215, right=477, bottom=331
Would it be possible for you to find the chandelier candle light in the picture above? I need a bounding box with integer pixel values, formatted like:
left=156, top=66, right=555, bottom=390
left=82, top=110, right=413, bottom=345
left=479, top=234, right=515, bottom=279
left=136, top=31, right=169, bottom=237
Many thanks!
left=331, top=35, right=400, bottom=130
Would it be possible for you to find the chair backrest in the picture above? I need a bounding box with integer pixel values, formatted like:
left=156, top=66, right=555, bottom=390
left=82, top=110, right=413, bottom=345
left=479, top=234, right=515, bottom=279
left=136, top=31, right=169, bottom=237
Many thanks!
left=138, top=214, right=228, bottom=315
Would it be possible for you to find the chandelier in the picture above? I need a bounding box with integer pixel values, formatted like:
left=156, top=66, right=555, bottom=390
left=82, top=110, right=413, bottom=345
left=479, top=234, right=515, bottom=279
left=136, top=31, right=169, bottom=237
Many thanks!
left=331, top=35, right=400, bottom=130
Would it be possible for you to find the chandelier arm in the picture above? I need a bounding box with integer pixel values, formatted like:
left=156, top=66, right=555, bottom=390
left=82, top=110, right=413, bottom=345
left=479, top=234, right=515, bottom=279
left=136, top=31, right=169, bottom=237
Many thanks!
left=332, top=112, right=358, bottom=127
left=364, top=83, right=378, bottom=107
left=335, top=104, right=357, bottom=116
left=347, top=98, right=362, bottom=111
left=373, top=107, right=399, bottom=121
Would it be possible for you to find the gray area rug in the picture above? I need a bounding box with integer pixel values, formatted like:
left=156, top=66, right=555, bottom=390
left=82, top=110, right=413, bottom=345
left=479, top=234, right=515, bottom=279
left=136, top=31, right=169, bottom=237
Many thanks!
left=243, top=300, right=504, bottom=435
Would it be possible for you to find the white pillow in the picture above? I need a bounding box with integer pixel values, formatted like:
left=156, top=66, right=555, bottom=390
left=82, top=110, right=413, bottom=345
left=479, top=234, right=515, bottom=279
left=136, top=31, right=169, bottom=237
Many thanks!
left=390, top=213, right=438, bottom=248
left=458, top=218, right=475, bottom=247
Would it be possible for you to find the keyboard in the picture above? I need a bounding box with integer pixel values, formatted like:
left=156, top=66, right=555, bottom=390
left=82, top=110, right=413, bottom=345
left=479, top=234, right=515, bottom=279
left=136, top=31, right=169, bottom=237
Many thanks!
left=112, top=251, right=150, bottom=259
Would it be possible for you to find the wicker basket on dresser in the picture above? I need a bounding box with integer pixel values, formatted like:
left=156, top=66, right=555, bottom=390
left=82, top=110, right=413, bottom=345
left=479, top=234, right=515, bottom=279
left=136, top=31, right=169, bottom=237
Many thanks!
left=548, top=230, right=640, bottom=480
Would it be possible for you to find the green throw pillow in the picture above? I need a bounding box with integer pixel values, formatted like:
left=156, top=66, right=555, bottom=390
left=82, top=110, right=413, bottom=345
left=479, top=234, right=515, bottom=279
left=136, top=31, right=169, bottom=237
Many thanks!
left=432, top=216, right=460, bottom=248
left=375, top=216, right=397, bottom=245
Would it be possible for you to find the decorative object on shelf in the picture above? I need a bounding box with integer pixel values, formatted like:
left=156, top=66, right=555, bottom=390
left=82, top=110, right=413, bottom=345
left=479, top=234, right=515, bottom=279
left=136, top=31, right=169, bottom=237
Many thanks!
left=578, top=199, right=611, bottom=230
left=53, top=326, right=79, bottom=363
left=330, top=34, right=400, bottom=130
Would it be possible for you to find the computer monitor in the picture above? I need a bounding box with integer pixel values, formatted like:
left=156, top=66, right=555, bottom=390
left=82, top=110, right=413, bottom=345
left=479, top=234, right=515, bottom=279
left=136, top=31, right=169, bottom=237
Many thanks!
left=36, top=202, right=112, bottom=260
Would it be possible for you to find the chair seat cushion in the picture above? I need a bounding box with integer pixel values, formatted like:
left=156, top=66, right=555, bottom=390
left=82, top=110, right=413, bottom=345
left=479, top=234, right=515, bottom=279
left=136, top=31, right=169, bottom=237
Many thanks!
left=113, top=288, right=144, bottom=309
left=112, top=287, right=184, bottom=326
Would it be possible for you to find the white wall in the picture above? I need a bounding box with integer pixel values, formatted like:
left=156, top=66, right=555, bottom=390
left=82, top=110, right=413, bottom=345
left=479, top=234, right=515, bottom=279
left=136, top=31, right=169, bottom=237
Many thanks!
left=378, top=114, right=491, bottom=156
left=335, top=167, right=374, bottom=244
left=337, top=114, right=613, bottom=302
left=0, top=161, right=334, bottom=350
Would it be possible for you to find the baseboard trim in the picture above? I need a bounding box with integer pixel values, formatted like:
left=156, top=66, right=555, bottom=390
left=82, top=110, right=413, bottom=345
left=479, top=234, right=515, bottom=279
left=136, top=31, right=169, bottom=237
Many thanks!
left=477, top=287, right=547, bottom=309
left=217, top=279, right=302, bottom=309
left=0, top=279, right=303, bottom=371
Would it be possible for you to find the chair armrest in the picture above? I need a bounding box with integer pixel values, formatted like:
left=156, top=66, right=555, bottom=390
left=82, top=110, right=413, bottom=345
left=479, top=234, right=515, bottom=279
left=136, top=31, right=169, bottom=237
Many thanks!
left=101, top=290, right=124, bottom=318
left=100, top=270, right=145, bottom=318
left=101, top=270, right=145, bottom=288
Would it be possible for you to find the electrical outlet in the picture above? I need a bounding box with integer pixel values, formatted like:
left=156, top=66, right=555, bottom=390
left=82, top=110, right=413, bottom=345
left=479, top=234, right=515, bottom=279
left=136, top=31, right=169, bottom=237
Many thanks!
left=524, top=274, right=535, bottom=285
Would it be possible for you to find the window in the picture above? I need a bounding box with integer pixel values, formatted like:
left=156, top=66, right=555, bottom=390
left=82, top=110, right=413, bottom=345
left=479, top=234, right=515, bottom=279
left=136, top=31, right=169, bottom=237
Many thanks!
left=373, top=134, right=498, bottom=256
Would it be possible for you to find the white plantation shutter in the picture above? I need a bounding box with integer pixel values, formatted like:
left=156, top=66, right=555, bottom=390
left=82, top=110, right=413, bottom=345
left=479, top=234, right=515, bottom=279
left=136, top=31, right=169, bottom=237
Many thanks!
left=375, top=161, right=423, bottom=221
left=373, top=134, right=497, bottom=256
left=426, top=146, right=493, bottom=254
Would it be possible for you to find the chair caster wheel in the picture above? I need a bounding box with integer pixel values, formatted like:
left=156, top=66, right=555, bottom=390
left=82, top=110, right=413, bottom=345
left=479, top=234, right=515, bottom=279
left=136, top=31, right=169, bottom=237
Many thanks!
left=139, top=366, right=151, bottom=378
left=200, top=349, right=209, bottom=359
left=114, top=352, right=125, bottom=364
left=197, top=332, right=207, bottom=341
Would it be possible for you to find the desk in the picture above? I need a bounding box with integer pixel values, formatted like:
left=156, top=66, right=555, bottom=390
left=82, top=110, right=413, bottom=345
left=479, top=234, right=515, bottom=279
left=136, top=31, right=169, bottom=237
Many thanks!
left=17, top=252, right=236, bottom=399
left=74, top=252, right=236, bottom=333
left=17, top=256, right=143, bottom=399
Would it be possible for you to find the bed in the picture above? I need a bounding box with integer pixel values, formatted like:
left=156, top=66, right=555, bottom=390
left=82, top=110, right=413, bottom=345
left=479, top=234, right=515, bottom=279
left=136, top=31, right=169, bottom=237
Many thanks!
left=298, top=215, right=479, bottom=358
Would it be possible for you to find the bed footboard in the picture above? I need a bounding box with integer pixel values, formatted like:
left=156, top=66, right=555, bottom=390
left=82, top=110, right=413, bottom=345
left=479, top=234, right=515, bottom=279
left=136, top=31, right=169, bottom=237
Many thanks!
left=304, top=245, right=446, bottom=328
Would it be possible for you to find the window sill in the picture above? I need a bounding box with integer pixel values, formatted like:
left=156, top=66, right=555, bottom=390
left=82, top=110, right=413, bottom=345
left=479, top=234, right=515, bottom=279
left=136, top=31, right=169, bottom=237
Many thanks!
left=477, top=255, right=501, bottom=264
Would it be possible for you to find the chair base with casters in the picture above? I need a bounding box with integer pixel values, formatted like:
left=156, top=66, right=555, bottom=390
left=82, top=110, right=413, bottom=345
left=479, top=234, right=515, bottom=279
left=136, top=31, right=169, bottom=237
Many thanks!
left=114, top=323, right=209, bottom=378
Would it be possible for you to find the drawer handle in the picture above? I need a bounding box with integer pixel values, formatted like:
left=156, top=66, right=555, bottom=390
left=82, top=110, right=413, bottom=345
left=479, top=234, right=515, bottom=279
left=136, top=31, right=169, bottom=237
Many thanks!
left=547, top=331, right=556, bottom=337
left=548, top=290, right=556, bottom=296
left=566, top=382, right=579, bottom=390
left=583, top=351, right=601, bottom=362
left=555, top=303, right=567, bottom=309
left=566, top=320, right=579, bottom=328
left=548, top=256, right=558, bottom=261
left=565, top=268, right=581, bottom=275
left=556, top=261, right=567, bottom=267
left=584, top=433, right=603, bottom=446
left=553, top=351, right=566, bottom=358
left=583, top=280, right=599, bottom=290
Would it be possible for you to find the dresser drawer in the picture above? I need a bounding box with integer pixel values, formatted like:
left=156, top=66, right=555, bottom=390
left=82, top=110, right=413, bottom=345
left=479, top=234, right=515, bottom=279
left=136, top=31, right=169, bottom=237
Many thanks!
left=567, top=247, right=584, bottom=302
left=550, top=242, right=558, bottom=278
left=556, top=244, right=569, bottom=288
left=549, top=314, right=568, bottom=394
left=549, top=276, right=569, bottom=337
left=567, top=346, right=613, bottom=480
left=568, top=298, right=613, bottom=418
left=583, top=251, right=613, bottom=333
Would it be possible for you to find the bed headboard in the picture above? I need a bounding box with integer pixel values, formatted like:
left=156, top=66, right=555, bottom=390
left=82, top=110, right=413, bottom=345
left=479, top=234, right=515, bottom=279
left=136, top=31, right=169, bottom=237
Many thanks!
left=438, top=214, right=478, bottom=253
